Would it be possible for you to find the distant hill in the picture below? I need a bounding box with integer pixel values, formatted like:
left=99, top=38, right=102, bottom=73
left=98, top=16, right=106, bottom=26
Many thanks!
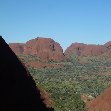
left=9, top=37, right=65, bottom=62
left=9, top=37, right=111, bottom=68
left=9, top=37, right=111, bottom=60
left=64, top=42, right=111, bottom=57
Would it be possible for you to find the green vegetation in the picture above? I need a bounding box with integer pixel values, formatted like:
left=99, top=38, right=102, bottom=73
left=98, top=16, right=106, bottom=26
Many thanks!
left=18, top=54, right=111, bottom=111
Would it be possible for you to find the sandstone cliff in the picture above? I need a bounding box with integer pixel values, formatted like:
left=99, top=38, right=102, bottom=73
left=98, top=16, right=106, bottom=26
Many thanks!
left=9, top=37, right=65, bottom=62
left=64, top=42, right=110, bottom=58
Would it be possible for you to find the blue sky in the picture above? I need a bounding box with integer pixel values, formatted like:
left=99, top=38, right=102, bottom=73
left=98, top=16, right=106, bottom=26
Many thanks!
left=0, top=0, right=111, bottom=50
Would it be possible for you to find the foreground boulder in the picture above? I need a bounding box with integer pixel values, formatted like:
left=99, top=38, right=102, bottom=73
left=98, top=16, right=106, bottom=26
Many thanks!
left=0, top=36, right=54, bottom=111
left=87, top=86, right=111, bottom=111
left=9, top=37, right=65, bottom=62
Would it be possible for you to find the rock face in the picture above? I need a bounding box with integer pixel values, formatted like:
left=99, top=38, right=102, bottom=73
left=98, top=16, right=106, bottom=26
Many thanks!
left=64, top=43, right=110, bottom=58
left=64, top=43, right=86, bottom=57
left=9, top=43, right=25, bottom=54
left=0, top=36, right=54, bottom=111
left=104, top=41, right=111, bottom=48
left=9, top=38, right=111, bottom=62
left=87, top=86, right=111, bottom=111
left=9, top=37, right=65, bottom=62
left=23, top=37, right=65, bottom=61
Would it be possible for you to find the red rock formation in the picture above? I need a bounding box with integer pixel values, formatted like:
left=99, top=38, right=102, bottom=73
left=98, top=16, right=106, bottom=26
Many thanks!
left=9, top=37, right=65, bottom=62
left=82, top=45, right=109, bottom=56
left=0, top=36, right=54, bottom=111
left=38, top=86, right=54, bottom=108
left=9, top=43, right=25, bottom=54
left=65, top=43, right=109, bottom=58
left=23, top=37, right=65, bottom=61
left=104, top=41, right=111, bottom=48
left=87, top=86, right=111, bottom=111
left=64, top=43, right=86, bottom=57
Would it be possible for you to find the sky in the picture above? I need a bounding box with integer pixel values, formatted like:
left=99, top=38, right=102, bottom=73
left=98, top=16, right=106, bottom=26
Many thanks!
left=0, top=0, right=111, bottom=50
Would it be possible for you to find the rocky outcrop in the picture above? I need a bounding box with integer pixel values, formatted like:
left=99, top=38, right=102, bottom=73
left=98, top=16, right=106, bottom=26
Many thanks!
left=104, top=41, right=111, bottom=48
left=0, top=36, right=54, bottom=111
left=9, top=38, right=111, bottom=63
left=64, top=43, right=110, bottom=58
left=23, top=37, right=65, bottom=61
left=9, top=37, right=65, bottom=62
left=87, top=86, right=111, bottom=111
left=64, top=43, right=86, bottom=57
left=9, top=43, right=25, bottom=54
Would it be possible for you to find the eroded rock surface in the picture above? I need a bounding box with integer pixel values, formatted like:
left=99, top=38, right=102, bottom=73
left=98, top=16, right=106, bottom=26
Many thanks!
left=9, top=37, right=65, bottom=62
left=9, top=43, right=25, bottom=54
left=65, top=43, right=110, bottom=58
left=23, top=37, right=65, bottom=61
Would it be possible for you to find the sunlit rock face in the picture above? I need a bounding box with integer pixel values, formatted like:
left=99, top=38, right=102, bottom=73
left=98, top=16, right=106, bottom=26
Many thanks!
left=104, top=41, right=111, bottom=48
left=23, top=37, right=65, bottom=61
left=64, top=42, right=110, bottom=57
left=9, top=43, right=25, bottom=54
left=9, top=37, right=65, bottom=62
left=0, top=36, right=54, bottom=111
left=87, top=86, right=111, bottom=111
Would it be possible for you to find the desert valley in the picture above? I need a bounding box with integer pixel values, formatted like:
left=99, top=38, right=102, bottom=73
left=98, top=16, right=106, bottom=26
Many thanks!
left=8, top=37, right=111, bottom=111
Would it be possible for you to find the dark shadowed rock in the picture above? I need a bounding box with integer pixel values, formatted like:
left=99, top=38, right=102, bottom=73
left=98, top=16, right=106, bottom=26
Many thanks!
left=0, top=36, right=54, bottom=111
left=87, top=86, right=111, bottom=111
